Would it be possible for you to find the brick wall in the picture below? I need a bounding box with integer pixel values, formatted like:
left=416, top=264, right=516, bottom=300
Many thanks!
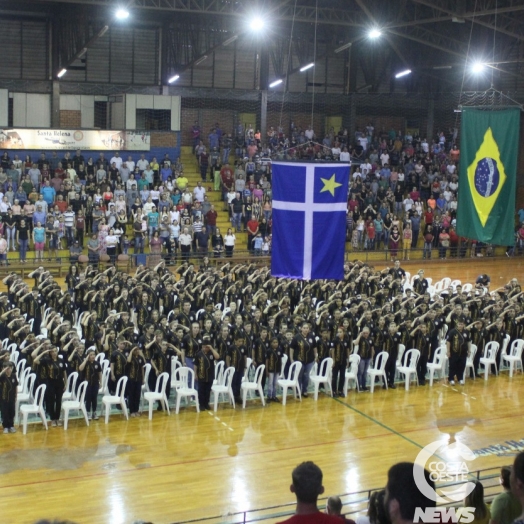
left=151, top=132, right=177, bottom=148
left=60, top=110, right=81, bottom=128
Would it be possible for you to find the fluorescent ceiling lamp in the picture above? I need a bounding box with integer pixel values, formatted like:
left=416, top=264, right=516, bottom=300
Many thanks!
left=433, top=65, right=452, bottom=70
left=395, top=69, right=412, bottom=78
left=98, top=25, right=109, bottom=37
left=300, top=63, right=315, bottom=72
left=368, top=28, right=382, bottom=39
left=471, top=61, right=486, bottom=74
left=195, top=55, right=208, bottom=66
left=269, top=79, right=283, bottom=88
left=168, top=74, right=180, bottom=83
left=57, top=68, right=67, bottom=78
left=335, top=42, right=352, bottom=53
left=250, top=16, right=265, bottom=32
left=115, top=8, right=129, bottom=19
left=223, top=35, right=238, bottom=46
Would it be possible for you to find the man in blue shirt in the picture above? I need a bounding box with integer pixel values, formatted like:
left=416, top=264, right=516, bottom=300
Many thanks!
left=40, top=181, right=56, bottom=206
left=208, top=129, right=220, bottom=150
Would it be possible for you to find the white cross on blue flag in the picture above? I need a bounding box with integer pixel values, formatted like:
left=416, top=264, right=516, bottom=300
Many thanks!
left=271, top=162, right=350, bottom=280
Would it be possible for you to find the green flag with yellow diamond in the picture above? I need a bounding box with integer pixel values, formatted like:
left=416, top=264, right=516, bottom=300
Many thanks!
left=457, top=108, right=519, bottom=246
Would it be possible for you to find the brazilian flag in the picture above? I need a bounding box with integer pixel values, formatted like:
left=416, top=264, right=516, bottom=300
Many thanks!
left=457, top=108, right=519, bottom=246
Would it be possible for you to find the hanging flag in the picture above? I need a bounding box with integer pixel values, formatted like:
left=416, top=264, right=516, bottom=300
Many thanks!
left=271, top=162, right=350, bottom=280
left=456, top=108, right=519, bottom=245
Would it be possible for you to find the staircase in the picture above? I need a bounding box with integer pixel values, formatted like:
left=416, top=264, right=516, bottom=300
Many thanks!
left=179, top=146, right=249, bottom=251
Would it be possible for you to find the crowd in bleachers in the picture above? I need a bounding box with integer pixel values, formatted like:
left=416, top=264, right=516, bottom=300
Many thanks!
left=0, top=118, right=521, bottom=265
left=192, top=120, right=514, bottom=257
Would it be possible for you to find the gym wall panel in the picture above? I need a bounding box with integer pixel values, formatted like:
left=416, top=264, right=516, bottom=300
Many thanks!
left=0, top=90, right=8, bottom=127
left=13, top=93, right=51, bottom=127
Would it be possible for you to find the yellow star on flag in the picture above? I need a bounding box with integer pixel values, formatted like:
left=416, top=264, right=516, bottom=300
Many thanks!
left=320, top=174, right=342, bottom=197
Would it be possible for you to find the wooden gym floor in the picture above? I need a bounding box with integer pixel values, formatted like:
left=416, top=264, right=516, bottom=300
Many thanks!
left=0, top=258, right=523, bottom=524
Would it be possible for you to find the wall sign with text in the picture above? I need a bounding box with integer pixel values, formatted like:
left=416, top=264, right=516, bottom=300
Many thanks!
left=0, top=129, right=151, bottom=151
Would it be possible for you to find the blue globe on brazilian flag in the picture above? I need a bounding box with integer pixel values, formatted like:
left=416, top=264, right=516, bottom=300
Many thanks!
left=457, top=109, right=519, bottom=246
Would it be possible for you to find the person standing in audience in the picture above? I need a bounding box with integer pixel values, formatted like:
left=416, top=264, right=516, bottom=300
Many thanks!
left=79, top=348, right=102, bottom=420
left=446, top=317, right=470, bottom=386
left=512, top=453, right=524, bottom=524
left=277, top=461, right=341, bottom=524
left=194, top=336, right=219, bottom=410
left=385, top=462, right=435, bottom=524
left=326, top=495, right=356, bottom=524
left=463, top=481, right=490, bottom=524
left=126, top=346, right=145, bottom=417
left=490, top=466, right=521, bottom=524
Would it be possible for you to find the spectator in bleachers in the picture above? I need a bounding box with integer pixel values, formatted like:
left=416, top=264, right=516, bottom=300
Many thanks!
left=277, top=461, right=342, bottom=524
left=489, top=466, right=521, bottom=524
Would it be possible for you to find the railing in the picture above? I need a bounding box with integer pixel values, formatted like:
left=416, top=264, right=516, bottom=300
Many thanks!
left=0, top=241, right=518, bottom=279
left=170, top=466, right=505, bottom=524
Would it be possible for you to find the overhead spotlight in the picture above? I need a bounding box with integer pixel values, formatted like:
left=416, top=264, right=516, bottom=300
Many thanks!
left=300, top=63, right=315, bottom=72
left=115, top=8, right=130, bottom=20
left=57, top=68, right=67, bottom=78
left=395, top=69, right=412, bottom=78
left=223, top=35, right=238, bottom=46
left=471, top=61, right=486, bottom=74
left=269, top=79, right=283, bottom=88
left=250, top=16, right=265, bottom=32
left=168, top=74, right=180, bottom=83
left=195, top=55, right=208, bottom=66
left=368, top=28, right=382, bottom=39
left=335, top=42, right=352, bottom=54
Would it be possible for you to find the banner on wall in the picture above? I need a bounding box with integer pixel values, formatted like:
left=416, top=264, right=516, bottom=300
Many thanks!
left=0, top=129, right=151, bottom=151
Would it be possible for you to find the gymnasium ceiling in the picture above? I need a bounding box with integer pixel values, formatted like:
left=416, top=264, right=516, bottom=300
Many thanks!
left=2, top=0, right=524, bottom=91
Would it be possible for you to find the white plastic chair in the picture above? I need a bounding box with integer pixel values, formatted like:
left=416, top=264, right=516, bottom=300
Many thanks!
left=7, top=342, right=17, bottom=354
left=15, top=372, right=36, bottom=424
left=62, top=381, right=90, bottom=430
left=98, top=367, right=111, bottom=395
left=427, top=346, right=447, bottom=386
left=397, top=349, right=420, bottom=390
left=95, top=352, right=106, bottom=366
left=462, top=283, right=473, bottom=293
left=102, top=376, right=129, bottom=423
left=311, top=358, right=333, bottom=400
left=9, top=350, right=19, bottom=365
left=450, top=279, right=462, bottom=290
left=277, top=361, right=302, bottom=405
left=241, top=364, right=266, bottom=408
left=367, top=351, right=389, bottom=392
left=463, top=344, right=477, bottom=381
left=441, top=277, right=451, bottom=290
left=499, top=335, right=511, bottom=371
left=211, top=366, right=235, bottom=411
left=171, top=356, right=184, bottom=390
left=144, top=372, right=170, bottom=420
left=213, top=360, right=225, bottom=386
left=242, top=357, right=254, bottom=399
left=16, top=366, right=30, bottom=394
left=395, top=344, right=406, bottom=380
left=20, top=384, right=48, bottom=434
left=279, top=354, right=288, bottom=379
left=62, top=372, right=79, bottom=402
left=175, top=367, right=200, bottom=414
left=503, top=339, right=524, bottom=377
left=140, top=363, right=152, bottom=411
left=74, top=311, right=88, bottom=337
left=343, top=354, right=360, bottom=395
left=479, top=341, right=500, bottom=380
